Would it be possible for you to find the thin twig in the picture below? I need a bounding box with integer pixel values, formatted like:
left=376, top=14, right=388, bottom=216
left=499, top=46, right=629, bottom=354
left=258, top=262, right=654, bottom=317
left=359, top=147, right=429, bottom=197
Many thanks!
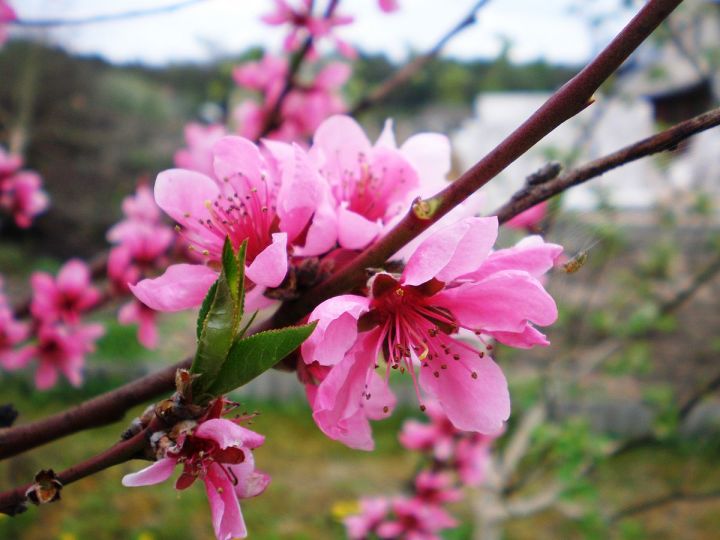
left=350, top=0, right=491, bottom=116
left=0, top=419, right=156, bottom=516
left=610, top=488, right=720, bottom=522
left=10, top=0, right=208, bottom=28
left=493, top=106, right=720, bottom=224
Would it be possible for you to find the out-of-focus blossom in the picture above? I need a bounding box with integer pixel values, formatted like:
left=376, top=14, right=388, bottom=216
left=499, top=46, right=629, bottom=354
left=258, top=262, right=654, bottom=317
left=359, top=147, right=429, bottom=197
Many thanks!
left=118, top=300, right=158, bottom=349
left=0, top=277, right=28, bottom=369
left=302, top=217, right=561, bottom=449
left=233, top=57, right=350, bottom=142
left=174, top=123, right=227, bottom=178
left=122, top=400, right=269, bottom=540
left=344, top=497, right=390, bottom=540
left=0, top=1, right=16, bottom=46
left=262, top=0, right=354, bottom=57
left=6, top=322, right=104, bottom=389
left=455, top=432, right=496, bottom=487
left=30, top=259, right=101, bottom=324
left=399, top=401, right=459, bottom=461
left=413, top=471, right=462, bottom=506
left=505, top=200, right=548, bottom=231
left=376, top=496, right=457, bottom=540
left=0, top=146, right=49, bottom=228
left=131, top=136, right=334, bottom=312
left=308, top=115, right=450, bottom=250
left=378, top=0, right=399, bottom=13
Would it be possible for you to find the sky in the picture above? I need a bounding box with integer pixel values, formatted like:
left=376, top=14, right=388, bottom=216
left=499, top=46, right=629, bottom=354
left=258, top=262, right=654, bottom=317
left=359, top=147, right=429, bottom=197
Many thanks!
left=10, top=0, right=638, bottom=66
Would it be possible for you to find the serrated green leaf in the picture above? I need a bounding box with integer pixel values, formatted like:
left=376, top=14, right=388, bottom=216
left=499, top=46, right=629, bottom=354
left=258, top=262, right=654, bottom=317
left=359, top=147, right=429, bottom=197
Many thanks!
left=191, top=238, right=247, bottom=399
left=196, top=280, right=219, bottom=340
left=205, top=322, right=317, bottom=396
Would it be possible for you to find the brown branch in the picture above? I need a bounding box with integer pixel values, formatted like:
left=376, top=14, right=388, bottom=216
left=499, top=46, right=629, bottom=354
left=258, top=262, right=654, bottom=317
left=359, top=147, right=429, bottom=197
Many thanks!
left=11, top=0, right=208, bottom=27
left=0, top=0, right=684, bottom=462
left=258, top=0, right=341, bottom=137
left=0, top=360, right=188, bottom=461
left=271, top=0, right=684, bottom=328
left=493, top=106, right=720, bottom=224
left=0, top=419, right=157, bottom=516
left=610, top=488, right=720, bottom=522
left=350, top=0, right=491, bottom=116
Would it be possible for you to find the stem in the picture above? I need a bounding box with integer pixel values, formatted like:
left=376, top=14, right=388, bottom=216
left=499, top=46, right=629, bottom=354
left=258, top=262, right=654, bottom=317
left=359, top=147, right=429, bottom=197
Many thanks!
left=493, top=107, right=720, bottom=223
left=610, top=488, right=720, bottom=522
left=0, top=360, right=189, bottom=460
left=10, top=0, right=208, bottom=27
left=0, top=420, right=157, bottom=516
left=271, top=0, right=684, bottom=327
left=350, top=0, right=491, bottom=116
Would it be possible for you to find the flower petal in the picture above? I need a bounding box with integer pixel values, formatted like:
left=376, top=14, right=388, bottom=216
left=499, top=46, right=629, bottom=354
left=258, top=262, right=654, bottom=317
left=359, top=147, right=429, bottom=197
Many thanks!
left=204, top=464, right=247, bottom=540
left=419, top=336, right=510, bottom=433
left=130, top=264, right=218, bottom=312
left=401, top=132, right=451, bottom=196
left=195, top=418, right=265, bottom=450
left=402, top=217, right=498, bottom=286
left=245, top=232, right=287, bottom=288
left=154, top=169, right=219, bottom=227
left=337, top=207, right=382, bottom=250
left=464, top=235, right=563, bottom=281
left=122, top=458, right=176, bottom=487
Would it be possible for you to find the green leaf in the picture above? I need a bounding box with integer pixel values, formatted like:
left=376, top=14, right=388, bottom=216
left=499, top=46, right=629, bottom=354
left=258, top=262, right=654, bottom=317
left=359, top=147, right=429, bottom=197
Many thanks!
left=205, top=322, right=317, bottom=396
left=191, top=238, right=247, bottom=399
left=196, top=280, right=219, bottom=340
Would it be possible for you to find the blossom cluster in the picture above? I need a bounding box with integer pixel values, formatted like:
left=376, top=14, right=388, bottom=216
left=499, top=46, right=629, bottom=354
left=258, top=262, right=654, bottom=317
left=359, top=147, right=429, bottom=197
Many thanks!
left=344, top=401, right=498, bottom=540
left=107, top=184, right=176, bottom=349
left=0, top=260, right=104, bottom=389
left=0, top=146, right=49, bottom=229
left=132, top=113, right=562, bottom=452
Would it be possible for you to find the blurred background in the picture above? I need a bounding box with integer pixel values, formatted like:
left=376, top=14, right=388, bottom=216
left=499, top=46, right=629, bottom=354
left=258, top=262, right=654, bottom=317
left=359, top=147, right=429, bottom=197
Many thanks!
left=1, top=0, right=720, bottom=538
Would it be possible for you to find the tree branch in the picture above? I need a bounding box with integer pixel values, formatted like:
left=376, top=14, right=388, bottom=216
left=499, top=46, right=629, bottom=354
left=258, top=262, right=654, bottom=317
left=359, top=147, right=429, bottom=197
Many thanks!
left=271, top=0, right=684, bottom=328
left=493, top=106, right=720, bottom=223
left=350, top=0, right=491, bottom=116
left=610, top=488, right=720, bottom=522
left=10, top=0, right=208, bottom=27
left=0, top=419, right=156, bottom=516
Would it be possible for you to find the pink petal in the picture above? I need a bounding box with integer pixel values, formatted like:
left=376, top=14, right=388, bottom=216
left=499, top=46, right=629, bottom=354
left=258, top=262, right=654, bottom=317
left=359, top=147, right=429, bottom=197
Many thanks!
left=122, top=458, right=177, bottom=487
left=294, top=199, right=338, bottom=257
left=363, top=371, right=397, bottom=421
left=204, top=464, right=247, bottom=540
left=315, top=62, right=352, bottom=89
left=337, top=206, right=382, bottom=250
left=490, top=325, right=550, bottom=349
left=435, top=270, right=557, bottom=332
left=302, top=295, right=369, bottom=367
left=130, top=264, right=218, bottom=312
left=154, top=169, right=219, bottom=227
left=375, top=119, right=397, bottom=149
left=419, top=337, right=510, bottom=433
left=245, top=233, right=287, bottom=288
left=310, top=115, right=371, bottom=178
left=400, top=133, right=451, bottom=196
left=276, top=144, right=325, bottom=241
left=35, top=361, right=58, bottom=390
left=212, top=135, right=264, bottom=188
left=195, top=418, right=265, bottom=450
left=402, top=217, right=498, bottom=286
left=464, top=235, right=563, bottom=281
left=57, top=259, right=91, bottom=292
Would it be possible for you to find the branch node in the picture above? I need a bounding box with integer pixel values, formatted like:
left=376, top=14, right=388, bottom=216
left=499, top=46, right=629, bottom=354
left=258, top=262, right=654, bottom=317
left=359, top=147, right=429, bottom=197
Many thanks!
left=412, top=196, right=440, bottom=221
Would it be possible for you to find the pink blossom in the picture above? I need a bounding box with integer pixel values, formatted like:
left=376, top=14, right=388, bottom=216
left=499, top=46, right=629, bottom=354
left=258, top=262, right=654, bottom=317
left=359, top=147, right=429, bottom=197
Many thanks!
left=309, top=115, right=451, bottom=250
left=455, top=432, right=496, bottom=487
left=0, top=171, right=49, bottom=228
left=413, top=471, right=462, bottom=506
left=505, top=201, right=548, bottom=231
left=30, top=259, right=101, bottom=324
left=174, top=123, right=227, bottom=178
left=122, top=401, right=269, bottom=540
left=302, top=217, right=561, bottom=449
left=0, top=1, right=16, bottom=46
left=376, top=496, right=457, bottom=540
left=344, top=497, right=391, bottom=540
left=262, top=0, right=354, bottom=57
left=399, top=401, right=459, bottom=461
left=118, top=300, right=158, bottom=349
left=378, top=0, right=399, bottom=12
left=6, top=322, right=104, bottom=389
left=131, top=136, right=333, bottom=312
left=0, top=278, right=28, bottom=369
left=233, top=54, right=287, bottom=102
